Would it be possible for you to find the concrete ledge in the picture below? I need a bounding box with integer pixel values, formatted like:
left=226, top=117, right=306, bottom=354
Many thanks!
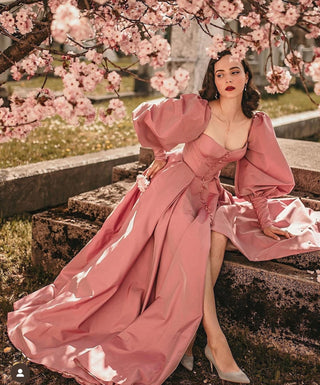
left=0, top=145, right=139, bottom=218
left=273, top=110, right=320, bottom=139
left=1, top=109, right=320, bottom=218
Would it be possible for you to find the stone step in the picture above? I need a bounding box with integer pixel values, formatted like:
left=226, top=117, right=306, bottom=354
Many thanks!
left=32, top=206, right=99, bottom=275
left=31, top=206, right=320, bottom=362
left=68, top=179, right=135, bottom=221
left=65, top=177, right=320, bottom=271
left=216, top=253, right=320, bottom=363
left=112, top=161, right=146, bottom=183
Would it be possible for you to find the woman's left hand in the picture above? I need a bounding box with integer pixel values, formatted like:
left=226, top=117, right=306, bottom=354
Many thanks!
left=263, top=225, right=294, bottom=241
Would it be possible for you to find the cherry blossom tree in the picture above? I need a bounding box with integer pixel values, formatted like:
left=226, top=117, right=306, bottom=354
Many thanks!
left=0, top=0, right=320, bottom=142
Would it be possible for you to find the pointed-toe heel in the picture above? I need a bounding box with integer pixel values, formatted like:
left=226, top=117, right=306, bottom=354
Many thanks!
left=180, top=354, right=194, bottom=371
left=204, top=345, right=250, bottom=384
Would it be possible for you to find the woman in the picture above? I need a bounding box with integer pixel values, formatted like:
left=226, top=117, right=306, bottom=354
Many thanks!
left=7, top=51, right=320, bottom=385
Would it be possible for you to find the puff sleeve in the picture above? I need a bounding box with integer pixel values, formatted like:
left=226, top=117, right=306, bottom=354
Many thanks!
left=235, top=112, right=295, bottom=229
left=132, top=93, right=211, bottom=160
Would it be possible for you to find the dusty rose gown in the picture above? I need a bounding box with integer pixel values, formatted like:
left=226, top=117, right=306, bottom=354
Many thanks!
left=7, top=94, right=320, bottom=385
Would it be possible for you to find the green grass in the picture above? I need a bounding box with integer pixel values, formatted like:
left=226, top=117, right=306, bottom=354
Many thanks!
left=259, top=87, right=320, bottom=118
left=0, top=86, right=319, bottom=169
left=0, top=96, right=156, bottom=168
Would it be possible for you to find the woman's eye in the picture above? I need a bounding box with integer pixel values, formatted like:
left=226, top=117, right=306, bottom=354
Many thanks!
left=232, top=71, right=240, bottom=75
left=216, top=74, right=223, bottom=78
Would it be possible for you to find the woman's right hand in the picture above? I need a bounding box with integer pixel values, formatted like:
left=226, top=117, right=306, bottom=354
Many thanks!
left=263, top=225, right=294, bottom=241
left=144, top=159, right=167, bottom=180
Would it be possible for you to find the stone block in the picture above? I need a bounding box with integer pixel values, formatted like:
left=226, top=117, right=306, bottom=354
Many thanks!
left=32, top=206, right=100, bottom=275
left=112, top=162, right=147, bottom=183
left=139, top=146, right=155, bottom=165
left=217, top=253, right=320, bottom=361
left=68, top=180, right=135, bottom=221
left=0, top=145, right=139, bottom=218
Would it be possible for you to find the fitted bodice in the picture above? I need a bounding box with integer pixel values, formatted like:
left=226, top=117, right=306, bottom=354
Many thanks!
left=179, top=133, right=248, bottom=224
left=182, top=133, right=247, bottom=181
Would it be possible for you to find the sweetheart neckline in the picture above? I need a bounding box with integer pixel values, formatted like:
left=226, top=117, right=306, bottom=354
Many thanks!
left=203, top=101, right=257, bottom=152
left=201, top=132, right=248, bottom=152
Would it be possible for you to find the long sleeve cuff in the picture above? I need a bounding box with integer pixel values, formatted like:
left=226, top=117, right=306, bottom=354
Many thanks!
left=153, top=147, right=167, bottom=161
left=249, top=195, right=273, bottom=229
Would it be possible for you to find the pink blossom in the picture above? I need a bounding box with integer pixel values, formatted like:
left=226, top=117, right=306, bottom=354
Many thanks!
left=150, top=72, right=166, bottom=91
left=230, top=42, right=248, bottom=61
left=51, top=21, right=68, bottom=44
left=11, top=65, right=23, bottom=81
left=136, top=174, right=150, bottom=192
left=285, top=5, right=299, bottom=27
left=85, top=50, right=103, bottom=64
left=0, top=11, right=15, bottom=34
left=307, top=58, right=320, bottom=82
left=249, top=29, right=265, bottom=42
left=99, top=99, right=126, bottom=127
left=306, top=26, right=320, bottom=40
left=107, top=71, right=121, bottom=91
left=284, top=51, right=303, bottom=75
left=239, top=12, right=260, bottom=29
left=314, top=82, right=320, bottom=96
left=53, top=96, right=73, bottom=120
left=160, top=78, right=180, bottom=98
left=55, top=2, right=80, bottom=23
left=215, top=0, right=244, bottom=20
left=16, top=9, right=35, bottom=34
left=300, top=0, right=313, bottom=6
left=108, top=98, right=126, bottom=120
left=205, top=35, right=226, bottom=59
left=137, top=36, right=170, bottom=68
left=69, top=17, right=93, bottom=41
left=177, top=0, right=204, bottom=14
left=74, top=97, right=95, bottom=123
left=265, top=66, right=292, bottom=94
left=51, top=2, right=81, bottom=43
left=174, top=68, right=190, bottom=90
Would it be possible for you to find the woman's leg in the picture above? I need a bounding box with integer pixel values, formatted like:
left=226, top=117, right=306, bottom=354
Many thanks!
left=184, top=233, right=238, bottom=360
left=202, top=231, right=240, bottom=373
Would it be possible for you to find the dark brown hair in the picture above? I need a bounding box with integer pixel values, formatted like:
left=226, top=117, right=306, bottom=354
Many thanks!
left=199, top=50, right=260, bottom=118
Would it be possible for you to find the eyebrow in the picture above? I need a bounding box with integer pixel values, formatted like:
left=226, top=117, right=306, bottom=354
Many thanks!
left=215, top=66, right=241, bottom=73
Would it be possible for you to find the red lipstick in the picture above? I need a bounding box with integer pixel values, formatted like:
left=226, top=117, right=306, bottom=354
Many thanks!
left=225, top=86, right=235, bottom=91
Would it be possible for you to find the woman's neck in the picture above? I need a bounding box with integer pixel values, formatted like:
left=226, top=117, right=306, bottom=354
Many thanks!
left=216, top=96, right=245, bottom=123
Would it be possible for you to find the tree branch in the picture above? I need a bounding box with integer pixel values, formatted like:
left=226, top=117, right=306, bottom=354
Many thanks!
left=0, top=15, right=52, bottom=74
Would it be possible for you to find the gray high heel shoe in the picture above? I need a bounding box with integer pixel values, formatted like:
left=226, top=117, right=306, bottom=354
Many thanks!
left=180, top=354, right=194, bottom=371
left=204, top=345, right=250, bottom=384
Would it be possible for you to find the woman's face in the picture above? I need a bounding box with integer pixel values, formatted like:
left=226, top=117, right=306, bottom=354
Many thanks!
left=214, top=55, right=248, bottom=99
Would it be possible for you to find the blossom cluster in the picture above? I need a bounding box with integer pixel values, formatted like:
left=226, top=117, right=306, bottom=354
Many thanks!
left=150, top=68, right=190, bottom=98
left=0, top=7, right=36, bottom=35
left=1, top=0, right=320, bottom=141
left=137, top=35, right=171, bottom=68
left=265, top=66, right=292, bottom=94
left=51, top=3, right=93, bottom=44
left=136, top=174, right=150, bottom=193
left=11, top=51, right=53, bottom=80
left=98, top=99, right=127, bottom=127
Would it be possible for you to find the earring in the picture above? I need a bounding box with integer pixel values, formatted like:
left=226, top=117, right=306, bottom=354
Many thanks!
left=244, top=83, right=247, bottom=92
left=215, top=91, right=219, bottom=99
